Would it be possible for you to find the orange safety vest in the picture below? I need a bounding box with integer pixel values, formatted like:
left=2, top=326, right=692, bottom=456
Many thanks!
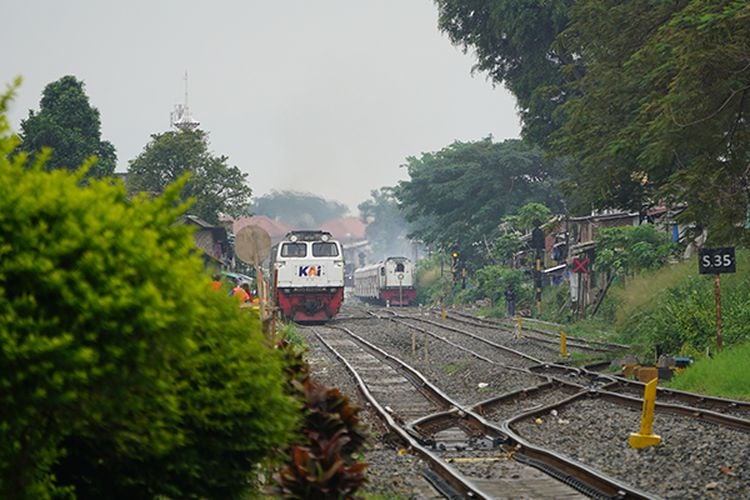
left=231, top=286, right=251, bottom=303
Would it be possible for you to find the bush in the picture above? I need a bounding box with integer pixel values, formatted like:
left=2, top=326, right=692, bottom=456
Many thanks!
left=473, top=265, right=528, bottom=309
left=0, top=87, right=296, bottom=498
left=275, top=379, right=368, bottom=498
left=415, top=254, right=452, bottom=305
left=612, top=251, right=750, bottom=358
left=667, top=340, right=750, bottom=401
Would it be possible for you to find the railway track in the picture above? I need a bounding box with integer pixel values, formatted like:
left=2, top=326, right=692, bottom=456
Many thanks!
left=312, top=305, right=750, bottom=497
left=431, top=309, right=626, bottom=357
left=310, top=324, right=649, bottom=499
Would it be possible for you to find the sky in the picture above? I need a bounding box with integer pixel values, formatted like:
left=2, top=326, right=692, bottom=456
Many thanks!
left=4, top=1, right=521, bottom=213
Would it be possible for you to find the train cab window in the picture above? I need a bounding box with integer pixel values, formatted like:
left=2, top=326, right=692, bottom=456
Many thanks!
left=312, top=242, right=339, bottom=257
left=395, top=263, right=405, bottom=272
left=281, top=242, right=307, bottom=257
left=380, top=267, right=385, bottom=276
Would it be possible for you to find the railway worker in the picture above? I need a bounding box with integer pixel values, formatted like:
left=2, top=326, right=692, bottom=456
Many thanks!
left=211, top=273, right=223, bottom=291
left=230, top=282, right=251, bottom=303
left=240, top=282, right=254, bottom=302
left=505, top=286, right=516, bottom=317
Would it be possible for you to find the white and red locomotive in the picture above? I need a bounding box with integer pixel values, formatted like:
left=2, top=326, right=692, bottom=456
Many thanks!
left=353, top=256, right=416, bottom=306
left=270, top=230, right=345, bottom=322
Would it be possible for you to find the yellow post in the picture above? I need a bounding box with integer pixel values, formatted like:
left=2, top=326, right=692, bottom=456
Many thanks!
left=560, top=331, right=568, bottom=357
left=628, top=378, right=662, bottom=449
left=442, top=306, right=447, bottom=321
left=514, top=315, right=523, bottom=338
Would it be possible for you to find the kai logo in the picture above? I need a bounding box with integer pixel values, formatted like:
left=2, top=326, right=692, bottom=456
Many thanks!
left=298, top=265, right=322, bottom=277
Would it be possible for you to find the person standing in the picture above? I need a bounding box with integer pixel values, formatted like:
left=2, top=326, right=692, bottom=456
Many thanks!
left=211, top=273, right=223, bottom=291
left=230, top=282, right=251, bottom=303
left=504, top=286, right=516, bottom=317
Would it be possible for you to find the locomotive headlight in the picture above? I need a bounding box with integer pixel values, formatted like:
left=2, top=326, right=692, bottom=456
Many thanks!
left=289, top=235, right=298, bottom=242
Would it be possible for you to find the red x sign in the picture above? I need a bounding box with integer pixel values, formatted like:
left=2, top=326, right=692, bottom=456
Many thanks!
left=572, top=256, right=590, bottom=274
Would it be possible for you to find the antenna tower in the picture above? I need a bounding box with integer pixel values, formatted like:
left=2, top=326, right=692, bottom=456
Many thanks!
left=170, top=71, right=200, bottom=130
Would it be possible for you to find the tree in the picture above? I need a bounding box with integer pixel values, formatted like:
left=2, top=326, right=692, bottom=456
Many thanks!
left=396, top=138, right=564, bottom=266
left=17, top=75, right=116, bottom=178
left=358, top=187, right=412, bottom=260
left=489, top=202, right=552, bottom=265
left=0, top=85, right=295, bottom=497
left=252, top=190, right=349, bottom=227
left=554, top=1, right=750, bottom=244
left=127, top=129, right=252, bottom=224
left=434, top=0, right=576, bottom=145
left=594, top=225, right=678, bottom=280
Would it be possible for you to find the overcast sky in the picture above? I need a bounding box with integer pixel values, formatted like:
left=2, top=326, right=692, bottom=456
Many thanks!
left=4, top=1, right=520, bottom=212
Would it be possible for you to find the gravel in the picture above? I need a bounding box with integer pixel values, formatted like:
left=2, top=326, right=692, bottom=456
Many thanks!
left=301, top=322, right=440, bottom=498
left=296, top=304, right=750, bottom=499
left=511, top=398, right=750, bottom=499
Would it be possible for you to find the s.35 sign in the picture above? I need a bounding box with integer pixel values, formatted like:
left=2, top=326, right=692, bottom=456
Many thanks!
left=698, top=247, right=736, bottom=274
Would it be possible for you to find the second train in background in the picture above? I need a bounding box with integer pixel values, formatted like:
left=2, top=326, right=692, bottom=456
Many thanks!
left=353, top=256, right=416, bottom=306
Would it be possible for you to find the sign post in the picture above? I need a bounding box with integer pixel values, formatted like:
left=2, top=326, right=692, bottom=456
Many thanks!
left=531, top=225, right=545, bottom=314
left=698, top=247, right=736, bottom=352
left=571, top=255, right=590, bottom=318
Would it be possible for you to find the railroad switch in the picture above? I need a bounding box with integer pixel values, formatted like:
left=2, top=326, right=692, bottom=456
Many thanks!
left=472, top=435, right=504, bottom=450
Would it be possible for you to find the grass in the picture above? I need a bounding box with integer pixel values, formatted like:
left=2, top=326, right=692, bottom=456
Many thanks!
left=442, top=363, right=460, bottom=375
left=666, top=340, right=750, bottom=401
left=278, top=322, right=306, bottom=347
left=607, top=258, right=695, bottom=330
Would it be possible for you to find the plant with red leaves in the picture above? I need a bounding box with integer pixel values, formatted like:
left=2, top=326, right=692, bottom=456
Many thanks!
left=275, top=378, right=368, bottom=498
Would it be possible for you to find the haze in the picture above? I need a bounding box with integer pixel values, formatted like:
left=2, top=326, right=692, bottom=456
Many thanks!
left=4, top=0, right=520, bottom=212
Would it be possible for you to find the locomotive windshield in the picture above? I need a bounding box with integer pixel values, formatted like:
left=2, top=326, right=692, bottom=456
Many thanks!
left=281, top=242, right=307, bottom=257
left=312, top=242, right=339, bottom=257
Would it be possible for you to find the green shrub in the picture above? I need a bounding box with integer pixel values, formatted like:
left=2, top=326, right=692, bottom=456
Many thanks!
left=611, top=251, right=750, bottom=358
left=667, top=340, right=750, bottom=400
left=415, top=254, right=452, bottom=305
left=0, top=86, right=296, bottom=498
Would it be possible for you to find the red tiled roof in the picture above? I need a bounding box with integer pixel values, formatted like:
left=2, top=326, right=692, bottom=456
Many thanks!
left=321, top=217, right=367, bottom=242
left=233, top=216, right=293, bottom=241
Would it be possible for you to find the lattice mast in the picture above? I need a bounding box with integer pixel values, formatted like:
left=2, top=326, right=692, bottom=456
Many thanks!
left=170, top=71, right=200, bottom=130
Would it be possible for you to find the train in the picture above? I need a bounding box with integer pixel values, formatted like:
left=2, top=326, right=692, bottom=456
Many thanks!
left=270, top=230, right=345, bottom=322
left=353, top=256, right=417, bottom=306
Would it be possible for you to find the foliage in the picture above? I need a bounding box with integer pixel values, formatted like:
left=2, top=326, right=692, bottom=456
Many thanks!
left=17, top=75, right=116, bottom=178
left=667, top=340, right=750, bottom=401
left=473, top=265, right=527, bottom=309
left=537, top=280, right=573, bottom=323
left=514, top=203, right=552, bottom=234
left=127, top=129, right=252, bottom=224
left=52, top=305, right=298, bottom=499
left=358, top=187, right=412, bottom=260
left=414, top=253, right=453, bottom=305
left=0, top=86, right=295, bottom=497
left=611, top=250, right=750, bottom=359
left=252, top=190, right=349, bottom=228
left=489, top=232, right=522, bottom=266
left=594, top=225, right=679, bottom=278
left=434, top=0, right=576, bottom=145
left=555, top=1, right=750, bottom=244
left=275, top=379, right=368, bottom=498
left=489, top=202, right=553, bottom=265
left=396, top=138, right=564, bottom=267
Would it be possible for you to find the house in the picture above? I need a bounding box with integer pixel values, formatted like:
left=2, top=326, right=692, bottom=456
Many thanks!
left=180, top=214, right=230, bottom=267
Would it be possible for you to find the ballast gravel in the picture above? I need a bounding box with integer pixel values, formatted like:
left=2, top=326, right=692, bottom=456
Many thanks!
left=511, top=398, right=750, bottom=499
